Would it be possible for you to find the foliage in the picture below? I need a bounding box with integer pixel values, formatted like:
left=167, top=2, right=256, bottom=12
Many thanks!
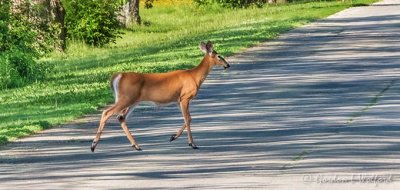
left=193, top=0, right=267, bottom=8
left=64, top=0, right=122, bottom=47
left=0, top=0, right=377, bottom=145
left=0, top=0, right=53, bottom=89
left=145, top=0, right=155, bottom=9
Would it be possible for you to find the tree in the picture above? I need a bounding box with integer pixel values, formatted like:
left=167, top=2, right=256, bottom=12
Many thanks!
left=129, top=0, right=141, bottom=25
left=10, top=0, right=66, bottom=51
left=64, top=0, right=121, bottom=47
left=48, top=0, right=67, bottom=51
left=117, top=0, right=141, bottom=27
left=0, top=0, right=53, bottom=89
left=268, top=0, right=287, bottom=4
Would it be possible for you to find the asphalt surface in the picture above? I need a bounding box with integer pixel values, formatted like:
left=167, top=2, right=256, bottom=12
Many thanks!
left=1, top=0, right=400, bottom=189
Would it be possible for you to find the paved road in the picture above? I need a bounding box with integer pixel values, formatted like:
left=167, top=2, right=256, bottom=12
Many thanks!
left=1, top=0, right=400, bottom=189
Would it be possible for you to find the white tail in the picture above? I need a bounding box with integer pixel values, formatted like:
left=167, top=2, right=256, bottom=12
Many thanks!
left=111, top=74, right=122, bottom=103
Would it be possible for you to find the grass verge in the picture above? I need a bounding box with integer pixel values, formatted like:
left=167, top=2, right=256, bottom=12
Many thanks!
left=0, top=0, right=377, bottom=145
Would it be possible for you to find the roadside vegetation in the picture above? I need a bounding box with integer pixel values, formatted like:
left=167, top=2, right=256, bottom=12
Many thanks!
left=0, top=0, right=376, bottom=145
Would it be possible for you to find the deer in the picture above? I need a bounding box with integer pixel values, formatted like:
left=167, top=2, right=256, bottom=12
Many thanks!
left=90, top=41, right=230, bottom=152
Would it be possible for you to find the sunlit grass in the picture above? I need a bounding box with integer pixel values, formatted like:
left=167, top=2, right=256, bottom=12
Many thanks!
left=0, top=0, right=377, bottom=145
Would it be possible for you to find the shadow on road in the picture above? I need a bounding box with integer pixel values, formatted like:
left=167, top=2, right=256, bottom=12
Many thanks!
left=1, top=3, right=400, bottom=189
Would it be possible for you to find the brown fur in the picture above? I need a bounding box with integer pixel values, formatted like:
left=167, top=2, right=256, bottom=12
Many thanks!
left=91, top=41, right=230, bottom=151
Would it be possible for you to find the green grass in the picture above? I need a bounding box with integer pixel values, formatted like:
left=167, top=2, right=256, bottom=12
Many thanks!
left=0, top=0, right=377, bottom=145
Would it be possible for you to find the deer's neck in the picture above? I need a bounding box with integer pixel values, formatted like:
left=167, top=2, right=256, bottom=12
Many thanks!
left=191, top=56, right=213, bottom=88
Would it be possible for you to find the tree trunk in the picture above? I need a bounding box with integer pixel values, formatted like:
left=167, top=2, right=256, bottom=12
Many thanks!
left=128, top=0, right=141, bottom=26
left=117, top=0, right=141, bottom=27
left=49, top=0, right=66, bottom=51
left=12, top=0, right=66, bottom=51
left=268, top=0, right=287, bottom=3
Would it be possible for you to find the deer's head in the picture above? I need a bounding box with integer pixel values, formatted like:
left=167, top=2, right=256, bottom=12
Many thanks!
left=200, top=41, right=230, bottom=69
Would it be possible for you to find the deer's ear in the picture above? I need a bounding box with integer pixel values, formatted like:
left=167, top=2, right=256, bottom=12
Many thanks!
left=199, top=42, right=207, bottom=54
left=206, top=41, right=213, bottom=54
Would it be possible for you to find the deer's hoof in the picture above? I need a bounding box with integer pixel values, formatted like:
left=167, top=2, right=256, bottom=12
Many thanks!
left=169, top=134, right=178, bottom=142
left=132, top=144, right=142, bottom=151
left=189, top=143, right=199, bottom=149
left=91, top=142, right=97, bottom=152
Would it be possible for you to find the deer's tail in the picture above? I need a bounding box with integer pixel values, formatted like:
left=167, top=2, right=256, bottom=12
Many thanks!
left=110, top=73, right=122, bottom=103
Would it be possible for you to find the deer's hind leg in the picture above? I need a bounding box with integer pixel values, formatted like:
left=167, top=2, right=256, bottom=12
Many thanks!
left=91, top=101, right=129, bottom=152
left=117, top=104, right=142, bottom=151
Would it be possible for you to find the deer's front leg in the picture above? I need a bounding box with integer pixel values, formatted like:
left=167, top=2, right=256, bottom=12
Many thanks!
left=169, top=124, right=186, bottom=142
left=179, top=99, right=198, bottom=149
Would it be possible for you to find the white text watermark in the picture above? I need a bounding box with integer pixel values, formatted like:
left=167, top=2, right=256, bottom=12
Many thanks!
left=302, top=174, right=393, bottom=186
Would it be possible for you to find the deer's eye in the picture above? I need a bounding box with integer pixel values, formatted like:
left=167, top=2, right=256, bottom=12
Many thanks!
left=217, top=55, right=224, bottom=60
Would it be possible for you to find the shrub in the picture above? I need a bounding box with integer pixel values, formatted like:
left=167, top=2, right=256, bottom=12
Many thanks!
left=0, top=0, right=53, bottom=89
left=194, top=0, right=267, bottom=8
left=0, top=56, right=23, bottom=89
left=64, top=0, right=122, bottom=47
